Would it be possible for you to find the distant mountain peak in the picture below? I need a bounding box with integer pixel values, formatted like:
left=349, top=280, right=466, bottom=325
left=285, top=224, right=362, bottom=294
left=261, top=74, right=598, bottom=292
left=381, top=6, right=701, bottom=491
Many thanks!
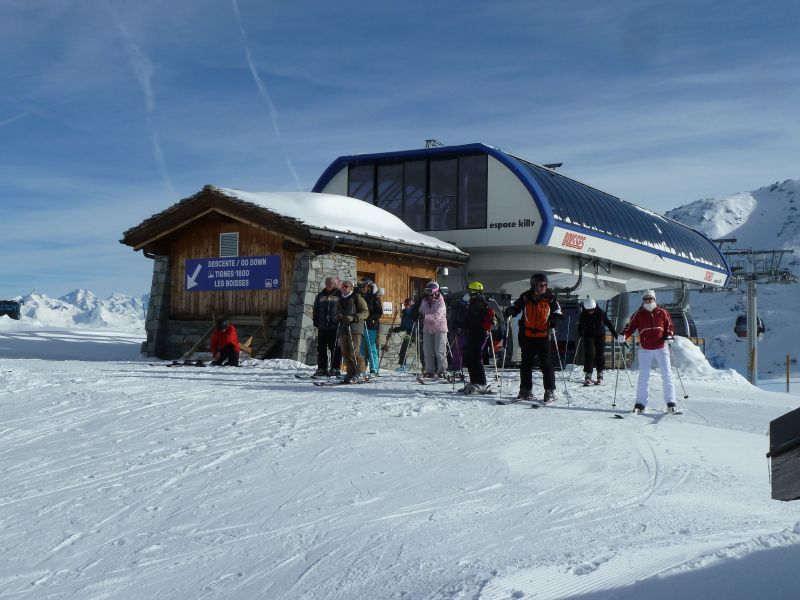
left=666, top=178, right=800, bottom=254
left=15, top=290, right=147, bottom=332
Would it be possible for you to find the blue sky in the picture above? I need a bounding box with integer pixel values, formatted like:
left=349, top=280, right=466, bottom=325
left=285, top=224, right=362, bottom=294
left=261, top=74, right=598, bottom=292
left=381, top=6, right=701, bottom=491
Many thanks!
left=2, top=0, right=799, bottom=299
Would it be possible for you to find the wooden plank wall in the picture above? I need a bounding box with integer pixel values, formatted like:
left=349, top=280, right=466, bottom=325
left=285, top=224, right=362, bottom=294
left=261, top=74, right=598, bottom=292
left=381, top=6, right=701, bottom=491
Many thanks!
left=168, top=217, right=295, bottom=319
left=354, top=254, right=437, bottom=319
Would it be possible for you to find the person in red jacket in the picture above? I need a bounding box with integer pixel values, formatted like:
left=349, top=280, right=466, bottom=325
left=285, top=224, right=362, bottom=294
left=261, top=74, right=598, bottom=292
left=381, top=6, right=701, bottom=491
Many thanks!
left=618, top=290, right=677, bottom=413
left=210, top=318, right=240, bottom=366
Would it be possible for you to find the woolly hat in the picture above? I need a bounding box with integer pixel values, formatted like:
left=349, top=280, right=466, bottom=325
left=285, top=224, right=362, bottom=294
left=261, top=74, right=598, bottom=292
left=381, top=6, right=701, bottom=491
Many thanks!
left=583, top=297, right=596, bottom=310
left=643, top=289, right=656, bottom=301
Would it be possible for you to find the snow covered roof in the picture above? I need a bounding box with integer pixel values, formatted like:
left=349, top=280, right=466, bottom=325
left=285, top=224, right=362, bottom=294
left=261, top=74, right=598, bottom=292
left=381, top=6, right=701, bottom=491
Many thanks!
left=214, top=187, right=465, bottom=257
left=121, top=186, right=467, bottom=262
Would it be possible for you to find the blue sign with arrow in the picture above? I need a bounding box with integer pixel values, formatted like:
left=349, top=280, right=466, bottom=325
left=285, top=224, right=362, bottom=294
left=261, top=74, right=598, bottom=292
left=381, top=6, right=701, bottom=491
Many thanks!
left=184, top=255, right=281, bottom=291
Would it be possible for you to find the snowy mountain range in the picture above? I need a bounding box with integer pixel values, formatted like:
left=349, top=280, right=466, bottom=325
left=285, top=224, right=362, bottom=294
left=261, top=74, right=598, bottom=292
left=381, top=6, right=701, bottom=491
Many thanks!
left=7, top=290, right=148, bottom=332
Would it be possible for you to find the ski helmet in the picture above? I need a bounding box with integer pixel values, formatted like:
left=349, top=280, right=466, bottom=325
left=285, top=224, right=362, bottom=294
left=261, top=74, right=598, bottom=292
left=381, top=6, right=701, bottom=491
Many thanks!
left=583, top=297, right=597, bottom=310
left=467, top=281, right=484, bottom=294
left=530, top=273, right=548, bottom=287
left=425, top=281, right=440, bottom=294
left=215, top=318, right=228, bottom=331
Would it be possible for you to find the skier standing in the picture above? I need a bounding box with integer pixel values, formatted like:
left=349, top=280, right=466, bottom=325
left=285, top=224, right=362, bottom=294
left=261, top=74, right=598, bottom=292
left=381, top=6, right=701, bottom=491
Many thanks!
left=393, top=298, right=416, bottom=371
left=577, top=297, right=617, bottom=385
left=418, top=281, right=448, bottom=378
left=461, top=282, right=495, bottom=394
left=336, top=281, right=370, bottom=383
left=359, top=278, right=383, bottom=376
left=618, top=289, right=677, bottom=413
left=505, top=273, right=562, bottom=402
left=312, top=276, right=342, bottom=376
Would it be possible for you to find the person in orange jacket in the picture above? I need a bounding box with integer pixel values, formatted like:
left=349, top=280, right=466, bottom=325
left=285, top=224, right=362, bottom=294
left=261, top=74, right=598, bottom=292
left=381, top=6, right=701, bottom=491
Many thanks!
left=210, top=318, right=240, bottom=366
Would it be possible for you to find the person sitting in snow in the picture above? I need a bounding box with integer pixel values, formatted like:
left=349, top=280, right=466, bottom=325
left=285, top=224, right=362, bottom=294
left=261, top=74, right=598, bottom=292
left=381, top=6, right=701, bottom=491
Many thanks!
left=210, top=318, right=240, bottom=366
left=577, top=297, right=618, bottom=386
left=618, top=289, right=677, bottom=413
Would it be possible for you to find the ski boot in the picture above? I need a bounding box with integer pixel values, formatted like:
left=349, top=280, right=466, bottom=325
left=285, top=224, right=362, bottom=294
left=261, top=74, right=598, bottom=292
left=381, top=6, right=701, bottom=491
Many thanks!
left=633, top=403, right=646, bottom=414
left=542, top=389, right=555, bottom=404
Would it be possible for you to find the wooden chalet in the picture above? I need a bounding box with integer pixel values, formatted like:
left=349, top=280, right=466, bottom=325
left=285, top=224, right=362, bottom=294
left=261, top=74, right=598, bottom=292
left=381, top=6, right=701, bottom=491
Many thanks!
left=120, top=185, right=468, bottom=362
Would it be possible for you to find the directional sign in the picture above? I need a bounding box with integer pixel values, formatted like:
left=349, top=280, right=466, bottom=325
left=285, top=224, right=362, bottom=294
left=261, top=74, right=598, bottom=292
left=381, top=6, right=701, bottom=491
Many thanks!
left=184, top=255, right=281, bottom=291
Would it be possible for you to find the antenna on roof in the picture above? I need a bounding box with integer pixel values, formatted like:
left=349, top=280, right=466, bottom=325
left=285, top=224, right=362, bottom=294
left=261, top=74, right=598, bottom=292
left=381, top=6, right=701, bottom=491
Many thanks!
left=425, top=139, right=446, bottom=148
left=543, top=163, right=563, bottom=170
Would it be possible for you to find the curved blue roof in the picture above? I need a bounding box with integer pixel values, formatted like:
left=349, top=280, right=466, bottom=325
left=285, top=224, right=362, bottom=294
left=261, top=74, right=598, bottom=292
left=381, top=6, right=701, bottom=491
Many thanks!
left=313, top=143, right=730, bottom=276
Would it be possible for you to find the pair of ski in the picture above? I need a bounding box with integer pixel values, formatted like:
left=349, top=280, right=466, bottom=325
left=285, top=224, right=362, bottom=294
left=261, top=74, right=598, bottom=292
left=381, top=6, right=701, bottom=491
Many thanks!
left=312, top=379, right=375, bottom=387
left=496, top=397, right=546, bottom=408
left=150, top=360, right=206, bottom=368
left=613, top=407, right=683, bottom=419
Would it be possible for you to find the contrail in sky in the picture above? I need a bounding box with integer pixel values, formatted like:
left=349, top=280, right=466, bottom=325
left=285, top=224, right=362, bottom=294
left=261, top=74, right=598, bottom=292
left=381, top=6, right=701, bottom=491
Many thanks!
left=108, top=8, right=175, bottom=195
left=0, top=112, right=30, bottom=128
left=231, top=0, right=281, bottom=137
left=232, top=0, right=303, bottom=190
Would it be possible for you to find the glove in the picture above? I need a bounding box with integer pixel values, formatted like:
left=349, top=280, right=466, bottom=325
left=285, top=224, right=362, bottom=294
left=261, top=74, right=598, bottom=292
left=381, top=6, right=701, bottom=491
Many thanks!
left=663, top=335, right=674, bottom=345
left=503, top=307, right=515, bottom=318
left=616, top=334, right=625, bottom=344
left=547, top=315, right=562, bottom=328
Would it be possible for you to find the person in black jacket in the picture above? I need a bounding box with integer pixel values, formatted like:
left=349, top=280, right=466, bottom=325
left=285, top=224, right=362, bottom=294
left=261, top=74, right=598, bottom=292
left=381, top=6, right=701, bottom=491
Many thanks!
left=577, top=297, right=617, bottom=385
left=358, top=278, right=383, bottom=376
left=505, top=273, right=562, bottom=402
left=312, top=276, right=342, bottom=376
left=461, top=281, right=495, bottom=394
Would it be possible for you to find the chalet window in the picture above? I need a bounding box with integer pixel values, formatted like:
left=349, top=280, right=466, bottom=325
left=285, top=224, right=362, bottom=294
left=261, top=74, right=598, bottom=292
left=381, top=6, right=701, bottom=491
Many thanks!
left=376, top=164, right=403, bottom=219
left=409, top=277, right=430, bottom=303
left=220, top=232, right=239, bottom=257
left=428, top=158, right=457, bottom=231
left=348, top=165, right=374, bottom=202
left=403, top=160, right=426, bottom=231
left=458, top=155, right=488, bottom=229
left=347, top=153, right=488, bottom=232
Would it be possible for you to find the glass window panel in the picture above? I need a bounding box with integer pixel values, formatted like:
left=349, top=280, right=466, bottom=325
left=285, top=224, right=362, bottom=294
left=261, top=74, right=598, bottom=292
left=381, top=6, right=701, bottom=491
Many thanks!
left=428, top=158, right=457, bottom=231
left=376, top=164, right=404, bottom=219
left=403, top=160, right=426, bottom=231
left=348, top=165, right=374, bottom=203
left=458, top=155, right=487, bottom=229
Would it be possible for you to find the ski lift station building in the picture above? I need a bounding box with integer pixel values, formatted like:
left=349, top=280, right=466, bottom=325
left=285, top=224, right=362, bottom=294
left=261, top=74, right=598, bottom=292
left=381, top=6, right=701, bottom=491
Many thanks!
left=313, top=143, right=731, bottom=301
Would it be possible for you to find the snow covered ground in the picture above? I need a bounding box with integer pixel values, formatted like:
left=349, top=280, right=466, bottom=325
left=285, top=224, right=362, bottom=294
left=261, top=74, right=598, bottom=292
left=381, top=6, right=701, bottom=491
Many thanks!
left=1, top=325, right=799, bottom=599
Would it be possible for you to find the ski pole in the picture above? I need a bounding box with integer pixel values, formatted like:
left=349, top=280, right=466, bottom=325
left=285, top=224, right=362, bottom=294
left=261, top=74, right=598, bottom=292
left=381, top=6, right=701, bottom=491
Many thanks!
left=377, top=307, right=399, bottom=372
left=619, top=338, right=633, bottom=387
left=612, top=343, right=621, bottom=409
left=568, top=335, right=582, bottom=382
left=550, top=328, right=570, bottom=404
left=488, top=330, right=500, bottom=382
left=668, top=342, right=689, bottom=399
left=498, top=315, right=513, bottom=396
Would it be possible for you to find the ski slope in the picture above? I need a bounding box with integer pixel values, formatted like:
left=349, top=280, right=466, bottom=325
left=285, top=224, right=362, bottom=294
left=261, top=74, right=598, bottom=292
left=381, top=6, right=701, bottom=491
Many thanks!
left=1, top=327, right=799, bottom=599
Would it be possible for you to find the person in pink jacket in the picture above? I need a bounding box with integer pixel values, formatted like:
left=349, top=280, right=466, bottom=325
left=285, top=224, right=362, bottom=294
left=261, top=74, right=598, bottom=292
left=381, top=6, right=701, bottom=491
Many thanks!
left=419, top=281, right=449, bottom=378
left=618, top=289, right=677, bottom=413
